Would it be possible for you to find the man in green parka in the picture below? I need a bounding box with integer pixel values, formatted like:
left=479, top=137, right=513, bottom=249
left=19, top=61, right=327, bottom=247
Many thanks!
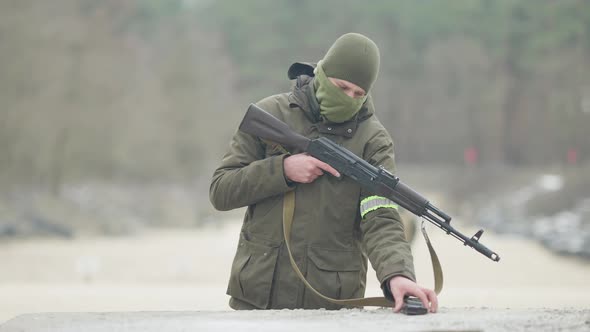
left=209, top=33, right=438, bottom=313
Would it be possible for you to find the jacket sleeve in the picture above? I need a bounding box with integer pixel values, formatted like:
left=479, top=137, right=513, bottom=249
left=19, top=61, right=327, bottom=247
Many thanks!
left=360, top=129, right=416, bottom=288
left=209, top=103, right=294, bottom=211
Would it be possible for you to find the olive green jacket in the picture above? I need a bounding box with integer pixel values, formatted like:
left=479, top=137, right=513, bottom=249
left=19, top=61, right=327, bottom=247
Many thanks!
left=209, top=62, right=415, bottom=310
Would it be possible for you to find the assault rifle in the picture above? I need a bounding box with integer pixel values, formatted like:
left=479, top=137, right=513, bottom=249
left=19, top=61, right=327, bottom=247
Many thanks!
left=240, top=103, right=500, bottom=262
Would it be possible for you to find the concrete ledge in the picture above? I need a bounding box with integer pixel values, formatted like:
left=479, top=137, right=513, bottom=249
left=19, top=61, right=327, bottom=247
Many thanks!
left=1, top=308, right=589, bottom=332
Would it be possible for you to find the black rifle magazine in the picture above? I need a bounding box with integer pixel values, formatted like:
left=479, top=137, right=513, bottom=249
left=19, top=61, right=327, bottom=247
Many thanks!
left=401, top=297, right=428, bottom=315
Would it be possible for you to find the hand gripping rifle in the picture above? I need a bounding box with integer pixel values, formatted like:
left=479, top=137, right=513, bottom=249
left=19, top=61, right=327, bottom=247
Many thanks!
left=240, top=103, right=500, bottom=263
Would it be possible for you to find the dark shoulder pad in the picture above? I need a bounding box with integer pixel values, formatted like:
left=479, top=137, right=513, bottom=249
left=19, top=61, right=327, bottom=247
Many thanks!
left=287, top=62, right=316, bottom=80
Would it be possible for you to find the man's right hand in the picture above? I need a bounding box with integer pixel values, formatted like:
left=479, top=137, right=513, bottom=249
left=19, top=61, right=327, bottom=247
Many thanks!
left=283, top=153, right=341, bottom=184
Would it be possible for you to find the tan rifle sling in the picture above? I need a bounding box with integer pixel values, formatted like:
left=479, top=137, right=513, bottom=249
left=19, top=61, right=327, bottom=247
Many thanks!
left=282, top=190, right=442, bottom=307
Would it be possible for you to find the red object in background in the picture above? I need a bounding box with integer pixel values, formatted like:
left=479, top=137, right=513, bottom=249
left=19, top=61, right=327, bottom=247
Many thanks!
left=464, top=147, right=479, bottom=166
left=567, top=148, right=578, bottom=165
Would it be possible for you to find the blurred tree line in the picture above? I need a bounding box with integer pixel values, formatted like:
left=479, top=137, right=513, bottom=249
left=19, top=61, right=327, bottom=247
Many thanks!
left=201, top=0, right=590, bottom=166
left=1, top=0, right=590, bottom=192
left=0, top=0, right=238, bottom=193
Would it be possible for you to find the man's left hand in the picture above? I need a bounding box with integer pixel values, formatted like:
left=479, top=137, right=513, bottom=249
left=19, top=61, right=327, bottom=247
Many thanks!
left=388, top=275, right=438, bottom=313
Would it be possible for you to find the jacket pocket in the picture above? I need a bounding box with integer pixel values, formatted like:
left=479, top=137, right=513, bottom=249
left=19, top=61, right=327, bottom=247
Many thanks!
left=304, top=246, right=362, bottom=309
left=227, top=233, right=280, bottom=309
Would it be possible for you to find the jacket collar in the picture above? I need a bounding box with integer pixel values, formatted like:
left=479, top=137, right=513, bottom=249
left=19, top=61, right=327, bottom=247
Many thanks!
left=287, top=62, right=375, bottom=138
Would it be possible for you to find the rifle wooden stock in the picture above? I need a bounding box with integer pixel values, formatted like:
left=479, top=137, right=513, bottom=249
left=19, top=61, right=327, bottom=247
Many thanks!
left=240, top=104, right=311, bottom=151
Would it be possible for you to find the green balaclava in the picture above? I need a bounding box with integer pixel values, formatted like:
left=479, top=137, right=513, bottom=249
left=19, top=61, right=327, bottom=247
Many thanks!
left=314, top=33, right=380, bottom=123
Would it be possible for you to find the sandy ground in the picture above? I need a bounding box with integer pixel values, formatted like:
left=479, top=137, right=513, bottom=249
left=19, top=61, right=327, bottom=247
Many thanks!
left=0, top=219, right=589, bottom=326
